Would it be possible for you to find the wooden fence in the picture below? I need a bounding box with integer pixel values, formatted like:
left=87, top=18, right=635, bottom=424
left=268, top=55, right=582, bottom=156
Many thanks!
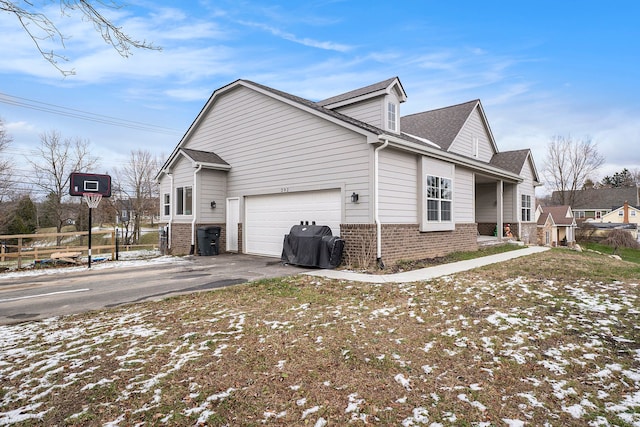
left=0, top=230, right=116, bottom=269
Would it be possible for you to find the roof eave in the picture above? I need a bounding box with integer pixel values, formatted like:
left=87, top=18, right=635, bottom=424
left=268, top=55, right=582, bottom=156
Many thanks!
left=380, top=134, right=523, bottom=183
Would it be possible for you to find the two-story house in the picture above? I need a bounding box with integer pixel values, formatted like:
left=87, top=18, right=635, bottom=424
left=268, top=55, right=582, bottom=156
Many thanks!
left=156, top=77, right=540, bottom=266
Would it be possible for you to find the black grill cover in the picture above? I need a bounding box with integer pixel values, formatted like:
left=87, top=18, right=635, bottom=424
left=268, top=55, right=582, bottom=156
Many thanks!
left=281, top=224, right=344, bottom=269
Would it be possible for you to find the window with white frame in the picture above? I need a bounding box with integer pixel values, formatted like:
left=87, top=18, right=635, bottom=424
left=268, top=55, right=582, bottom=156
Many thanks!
left=521, top=194, right=532, bottom=222
left=163, top=193, right=170, bottom=216
left=387, top=102, right=397, bottom=132
left=426, top=175, right=452, bottom=222
left=176, top=186, right=193, bottom=215
left=619, top=210, right=624, bottom=217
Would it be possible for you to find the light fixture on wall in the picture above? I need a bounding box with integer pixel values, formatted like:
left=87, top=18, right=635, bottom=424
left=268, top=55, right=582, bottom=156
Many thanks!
left=351, top=192, right=359, bottom=203
left=210, top=201, right=216, bottom=209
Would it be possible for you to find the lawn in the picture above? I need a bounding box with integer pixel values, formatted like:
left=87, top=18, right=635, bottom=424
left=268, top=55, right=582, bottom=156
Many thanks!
left=1, top=248, right=639, bottom=426
left=584, top=241, right=640, bottom=264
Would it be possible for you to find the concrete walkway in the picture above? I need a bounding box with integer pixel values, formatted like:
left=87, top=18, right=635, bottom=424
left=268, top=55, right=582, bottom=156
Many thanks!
left=305, top=246, right=550, bottom=283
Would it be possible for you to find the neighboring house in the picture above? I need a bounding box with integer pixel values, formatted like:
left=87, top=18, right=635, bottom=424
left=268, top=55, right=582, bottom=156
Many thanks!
left=600, top=201, right=640, bottom=226
left=535, top=205, right=577, bottom=246
left=552, top=187, right=640, bottom=221
left=156, top=77, right=541, bottom=266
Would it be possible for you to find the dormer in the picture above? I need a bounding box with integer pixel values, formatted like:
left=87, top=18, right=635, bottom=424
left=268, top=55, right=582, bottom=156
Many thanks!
left=317, top=77, right=407, bottom=134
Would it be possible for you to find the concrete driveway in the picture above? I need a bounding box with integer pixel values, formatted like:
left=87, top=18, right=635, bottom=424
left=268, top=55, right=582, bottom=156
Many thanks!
left=0, top=253, right=310, bottom=325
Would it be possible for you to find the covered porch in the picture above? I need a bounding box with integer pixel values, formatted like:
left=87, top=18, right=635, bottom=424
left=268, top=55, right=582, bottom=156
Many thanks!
left=474, top=174, right=532, bottom=244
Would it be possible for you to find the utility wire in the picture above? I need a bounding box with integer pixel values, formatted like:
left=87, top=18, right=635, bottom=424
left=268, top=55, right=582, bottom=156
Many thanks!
left=0, top=92, right=182, bottom=135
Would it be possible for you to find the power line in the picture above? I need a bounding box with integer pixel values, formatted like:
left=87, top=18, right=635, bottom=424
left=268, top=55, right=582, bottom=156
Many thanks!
left=0, top=92, right=183, bottom=136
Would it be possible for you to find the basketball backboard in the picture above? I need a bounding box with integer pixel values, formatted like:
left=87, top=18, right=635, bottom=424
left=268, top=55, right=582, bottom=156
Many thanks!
left=69, top=172, right=112, bottom=197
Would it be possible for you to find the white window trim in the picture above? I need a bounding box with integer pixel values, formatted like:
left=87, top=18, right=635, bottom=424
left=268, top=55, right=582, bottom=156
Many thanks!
left=387, top=101, right=397, bottom=132
left=176, top=186, right=193, bottom=216
left=163, top=193, right=170, bottom=217
left=420, top=157, right=455, bottom=232
left=521, top=194, right=532, bottom=222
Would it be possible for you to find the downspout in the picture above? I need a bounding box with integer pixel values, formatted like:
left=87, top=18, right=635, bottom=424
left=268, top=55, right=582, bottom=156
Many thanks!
left=190, top=164, right=203, bottom=255
left=374, top=139, right=389, bottom=269
left=167, top=172, right=173, bottom=250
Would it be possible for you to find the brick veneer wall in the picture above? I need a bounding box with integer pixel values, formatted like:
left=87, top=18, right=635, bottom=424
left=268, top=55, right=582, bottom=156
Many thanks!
left=477, top=223, right=497, bottom=236
left=168, top=223, right=192, bottom=256
left=167, top=223, right=227, bottom=256
left=341, top=223, right=478, bottom=268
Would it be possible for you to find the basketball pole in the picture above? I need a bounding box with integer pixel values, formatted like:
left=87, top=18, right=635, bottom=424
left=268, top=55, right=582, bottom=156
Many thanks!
left=88, top=205, right=93, bottom=268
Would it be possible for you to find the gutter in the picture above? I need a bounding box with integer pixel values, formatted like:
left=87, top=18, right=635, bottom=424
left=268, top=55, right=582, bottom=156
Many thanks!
left=374, top=139, right=389, bottom=269
left=167, top=172, right=173, bottom=250
left=190, top=164, right=203, bottom=255
left=378, top=134, right=523, bottom=184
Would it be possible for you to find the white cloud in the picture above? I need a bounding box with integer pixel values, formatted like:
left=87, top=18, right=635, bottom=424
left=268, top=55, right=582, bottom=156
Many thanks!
left=236, top=20, right=354, bottom=52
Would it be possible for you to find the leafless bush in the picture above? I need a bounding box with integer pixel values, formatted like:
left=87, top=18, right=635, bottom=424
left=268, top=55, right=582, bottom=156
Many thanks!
left=575, top=222, right=598, bottom=243
left=342, top=233, right=376, bottom=270
left=602, top=229, right=640, bottom=255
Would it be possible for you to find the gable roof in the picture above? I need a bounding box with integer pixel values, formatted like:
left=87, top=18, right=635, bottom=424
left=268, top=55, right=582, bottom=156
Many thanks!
left=158, top=78, right=527, bottom=184
left=244, top=80, right=384, bottom=136
left=490, top=149, right=529, bottom=174
left=537, top=205, right=576, bottom=226
left=316, top=77, right=407, bottom=108
left=181, top=148, right=229, bottom=168
left=553, top=187, right=640, bottom=209
left=490, top=149, right=541, bottom=184
left=400, top=100, right=498, bottom=154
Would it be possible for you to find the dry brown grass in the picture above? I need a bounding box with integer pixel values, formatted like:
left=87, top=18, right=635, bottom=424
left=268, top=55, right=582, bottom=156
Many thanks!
left=1, top=248, right=640, bottom=426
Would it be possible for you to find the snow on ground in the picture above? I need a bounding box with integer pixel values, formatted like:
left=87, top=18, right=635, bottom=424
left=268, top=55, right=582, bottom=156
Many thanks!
left=0, top=250, right=190, bottom=281
left=0, top=271, right=639, bottom=425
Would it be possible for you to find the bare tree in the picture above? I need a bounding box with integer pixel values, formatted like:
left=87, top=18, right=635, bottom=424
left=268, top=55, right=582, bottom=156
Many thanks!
left=115, top=149, right=158, bottom=244
left=27, top=130, right=99, bottom=241
left=543, top=135, right=605, bottom=207
left=0, top=117, right=13, bottom=202
left=0, top=0, right=160, bottom=76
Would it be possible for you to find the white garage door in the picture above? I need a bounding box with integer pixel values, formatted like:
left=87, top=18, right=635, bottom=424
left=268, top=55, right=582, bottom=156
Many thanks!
left=245, top=190, right=342, bottom=257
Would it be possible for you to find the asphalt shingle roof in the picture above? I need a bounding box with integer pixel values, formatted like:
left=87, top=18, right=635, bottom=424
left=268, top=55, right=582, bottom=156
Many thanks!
left=242, top=79, right=384, bottom=136
left=552, top=187, right=639, bottom=209
left=316, top=77, right=400, bottom=107
left=537, top=205, right=574, bottom=226
left=400, top=100, right=478, bottom=151
left=490, top=149, right=530, bottom=175
left=181, top=148, right=229, bottom=166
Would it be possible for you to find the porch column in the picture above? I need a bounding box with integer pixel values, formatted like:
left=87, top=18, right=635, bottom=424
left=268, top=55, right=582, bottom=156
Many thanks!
left=496, top=180, right=504, bottom=240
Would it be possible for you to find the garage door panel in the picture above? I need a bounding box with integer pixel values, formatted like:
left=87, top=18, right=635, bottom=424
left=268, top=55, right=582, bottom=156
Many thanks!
left=245, top=190, right=341, bottom=257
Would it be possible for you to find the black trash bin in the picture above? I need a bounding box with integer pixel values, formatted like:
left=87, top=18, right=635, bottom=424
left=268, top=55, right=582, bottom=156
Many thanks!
left=197, top=226, right=221, bottom=256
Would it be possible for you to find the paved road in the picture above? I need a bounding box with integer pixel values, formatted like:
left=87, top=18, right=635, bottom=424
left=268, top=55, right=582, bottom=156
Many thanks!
left=0, top=254, right=307, bottom=325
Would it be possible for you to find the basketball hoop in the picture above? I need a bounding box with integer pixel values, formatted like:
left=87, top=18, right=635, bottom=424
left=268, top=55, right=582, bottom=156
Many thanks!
left=83, top=193, right=103, bottom=209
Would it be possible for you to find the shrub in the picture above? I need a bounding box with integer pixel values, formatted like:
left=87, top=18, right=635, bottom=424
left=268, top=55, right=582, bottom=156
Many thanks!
left=602, top=229, right=640, bottom=255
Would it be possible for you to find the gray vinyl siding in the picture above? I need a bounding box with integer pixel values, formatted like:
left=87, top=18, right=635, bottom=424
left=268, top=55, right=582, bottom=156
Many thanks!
left=199, top=169, right=227, bottom=223
left=183, top=86, right=372, bottom=223
left=475, top=182, right=497, bottom=222
left=503, top=183, right=517, bottom=223
left=378, top=148, right=418, bottom=223
left=159, top=179, right=172, bottom=221
left=518, top=158, right=536, bottom=222
left=454, top=166, right=474, bottom=223
left=332, top=98, right=383, bottom=129
left=449, top=108, right=494, bottom=162
left=171, top=155, right=195, bottom=223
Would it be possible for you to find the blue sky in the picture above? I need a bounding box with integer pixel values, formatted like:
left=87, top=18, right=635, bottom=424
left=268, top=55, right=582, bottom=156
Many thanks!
left=1, top=0, right=638, bottom=196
